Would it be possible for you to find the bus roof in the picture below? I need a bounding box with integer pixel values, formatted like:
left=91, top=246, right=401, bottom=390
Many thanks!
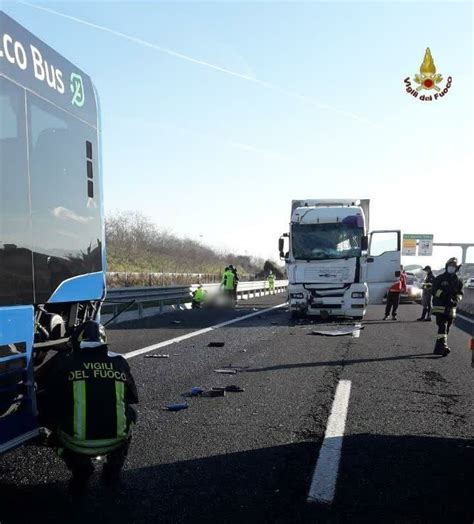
left=0, top=11, right=97, bottom=127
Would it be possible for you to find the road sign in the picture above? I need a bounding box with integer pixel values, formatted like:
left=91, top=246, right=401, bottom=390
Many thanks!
left=418, top=237, right=434, bottom=256
left=402, top=235, right=417, bottom=256
left=402, top=234, right=434, bottom=256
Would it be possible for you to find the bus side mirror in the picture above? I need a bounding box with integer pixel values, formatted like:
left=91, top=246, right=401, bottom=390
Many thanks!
left=361, top=235, right=369, bottom=251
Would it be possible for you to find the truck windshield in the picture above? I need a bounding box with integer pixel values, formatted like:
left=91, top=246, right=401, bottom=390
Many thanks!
left=292, top=223, right=362, bottom=260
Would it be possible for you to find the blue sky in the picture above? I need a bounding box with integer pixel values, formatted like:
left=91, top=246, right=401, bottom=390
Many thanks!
left=3, top=1, right=473, bottom=268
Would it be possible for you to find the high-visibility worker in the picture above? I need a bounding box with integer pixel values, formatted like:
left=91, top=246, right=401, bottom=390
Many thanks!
left=192, top=284, right=207, bottom=309
left=221, top=266, right=236, bottom=305
left=36, top=321, right=138, bottom=493
left=432, top=257, right=464, bottom=356
left=268, top=271, right=276, bottom=294
left=383, top=266, right=407, bottom=320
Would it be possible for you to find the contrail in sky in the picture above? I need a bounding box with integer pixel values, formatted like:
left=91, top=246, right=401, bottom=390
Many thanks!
left=18, top=1, right=380, bottom=128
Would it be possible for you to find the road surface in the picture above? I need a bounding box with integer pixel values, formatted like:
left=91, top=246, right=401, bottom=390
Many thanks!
left=1, top=296, right=472, bottom=523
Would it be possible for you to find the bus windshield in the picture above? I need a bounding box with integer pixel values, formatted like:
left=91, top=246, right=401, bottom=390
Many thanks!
left=292, top=223, right=362, bottom=260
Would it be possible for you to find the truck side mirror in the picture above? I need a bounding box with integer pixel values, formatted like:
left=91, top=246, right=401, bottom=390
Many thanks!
left=361, top=235, right=369, bottom=251
left=278, top=237, right=284, bottom=256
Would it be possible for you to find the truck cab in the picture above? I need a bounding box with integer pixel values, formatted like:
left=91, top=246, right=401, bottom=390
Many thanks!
left=280, top=199, right=400, bottom=319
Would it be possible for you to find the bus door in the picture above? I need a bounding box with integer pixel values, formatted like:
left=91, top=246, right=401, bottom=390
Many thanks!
left=0, top=306, right=39, bottom=454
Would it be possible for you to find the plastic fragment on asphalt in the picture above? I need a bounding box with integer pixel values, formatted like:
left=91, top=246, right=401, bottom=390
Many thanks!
left=225, top=385, right=245, bottom=392
left=214, top=369, right=237, bottom=374
left=311, top=325, right=365, bottom=337
left=208, top=342, right=225, bottom=347
left=202, top=388, right=226, bottom=397
left=145, top=354, right=170, bottom=358
left=163, top=403, right=188, bottom=411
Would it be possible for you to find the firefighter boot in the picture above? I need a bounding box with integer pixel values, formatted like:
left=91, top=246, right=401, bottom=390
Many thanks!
left=433, top=338, right=450, bottom=356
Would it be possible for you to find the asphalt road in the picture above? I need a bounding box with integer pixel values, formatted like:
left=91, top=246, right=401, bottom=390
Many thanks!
left=1, top=296, right=473, bottom=524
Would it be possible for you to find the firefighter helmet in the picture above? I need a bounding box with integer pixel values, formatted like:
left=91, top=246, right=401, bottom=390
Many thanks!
left=71, top=320, right=107, bottom=349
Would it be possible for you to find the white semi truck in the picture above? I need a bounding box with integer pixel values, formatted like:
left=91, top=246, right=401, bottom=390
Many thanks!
left=279, top=199, right=401, bottom=319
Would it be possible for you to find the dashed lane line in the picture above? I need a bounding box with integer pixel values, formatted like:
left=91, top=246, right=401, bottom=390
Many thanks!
left=307, top=379, right=352, bottom=504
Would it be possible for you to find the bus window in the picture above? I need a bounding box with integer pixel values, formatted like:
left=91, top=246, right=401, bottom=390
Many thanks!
left=0, top=77, right=34, bottom=306
left=27, top=94, right=102, bottom=303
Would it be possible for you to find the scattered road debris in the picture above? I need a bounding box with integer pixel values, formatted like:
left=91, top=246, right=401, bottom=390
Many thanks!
left=202, top=388, right=226, bottom=398
left=225, top=385, right=245, bottom=393
left=214, top=368, right=237, bottom=374
left=144, top=354, right=170, bottom=359
left=311, top=325, right=365, bottom=337
left=208, top=341, right=225, bottom=347
left=163, top=402, right=188, bottom=412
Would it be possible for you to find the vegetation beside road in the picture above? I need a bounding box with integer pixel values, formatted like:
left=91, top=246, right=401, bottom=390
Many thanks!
left=105, top=211, right=282, bottom=286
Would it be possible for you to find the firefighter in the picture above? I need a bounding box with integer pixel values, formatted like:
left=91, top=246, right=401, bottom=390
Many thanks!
left=417, top=265, right=435, bottom=321
left=36, top=321, right=138, bottom=493
left=221, top=266, right=236, bottom=306
left=192, top=284, right=207, bottom=309
left=432, top=257, right=464, bottom=356
left=267, top=270, right=276, bottom=294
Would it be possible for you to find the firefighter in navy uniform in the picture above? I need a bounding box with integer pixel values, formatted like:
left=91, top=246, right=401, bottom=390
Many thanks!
left=431, top=258, right=464, bottom=356
left=36, top=321, right=138, bottom=493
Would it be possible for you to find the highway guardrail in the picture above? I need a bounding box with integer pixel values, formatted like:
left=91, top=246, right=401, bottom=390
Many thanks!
left=102, top=280, right=288, bottom=323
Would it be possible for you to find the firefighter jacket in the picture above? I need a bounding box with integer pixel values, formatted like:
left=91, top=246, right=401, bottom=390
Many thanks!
left=36, top=345, right=138, bottom=455
left=431, top=271, right=464, bottom=318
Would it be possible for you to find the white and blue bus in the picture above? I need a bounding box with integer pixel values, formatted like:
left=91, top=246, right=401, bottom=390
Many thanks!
left=0, top=12, right=105, bottom=453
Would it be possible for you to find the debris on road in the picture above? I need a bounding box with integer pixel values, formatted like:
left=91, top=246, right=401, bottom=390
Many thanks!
left=311, top=325, right=365, bottom=337
left=208, top=342, right=225, bottom=347
left=225, top=385, right=245, bottom=393
left=214, top=368, right=237, bottom=374
left=202, top=388, right=226, bottom=398
left=144, top=354, right=170, bottom=359
left=163, top=402, right=188, bottom=411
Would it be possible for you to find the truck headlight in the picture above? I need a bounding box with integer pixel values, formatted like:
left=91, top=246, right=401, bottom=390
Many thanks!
left=290, top=293, right=304, bottom=299
left=351, top=292, right=366, bottom=298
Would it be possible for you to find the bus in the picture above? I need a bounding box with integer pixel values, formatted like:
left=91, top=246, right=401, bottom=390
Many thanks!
left=0, top=12, right=105, bottom=453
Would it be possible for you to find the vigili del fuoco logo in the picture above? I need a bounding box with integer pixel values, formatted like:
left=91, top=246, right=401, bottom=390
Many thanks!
left=404, top=48, right=452, bottom=101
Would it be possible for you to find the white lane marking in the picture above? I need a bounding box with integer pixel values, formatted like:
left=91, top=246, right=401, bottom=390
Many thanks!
left=308, top=379, right=352, bottom=505
left=352, top=323, right=362, bottom=338
left=124, top=303, right=286, bottom=360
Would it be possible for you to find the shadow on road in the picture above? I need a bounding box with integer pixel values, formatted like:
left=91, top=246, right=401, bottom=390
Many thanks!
left=1, top=434, right=472, bottom=524
left=244, top=353, right=441, bottom=374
